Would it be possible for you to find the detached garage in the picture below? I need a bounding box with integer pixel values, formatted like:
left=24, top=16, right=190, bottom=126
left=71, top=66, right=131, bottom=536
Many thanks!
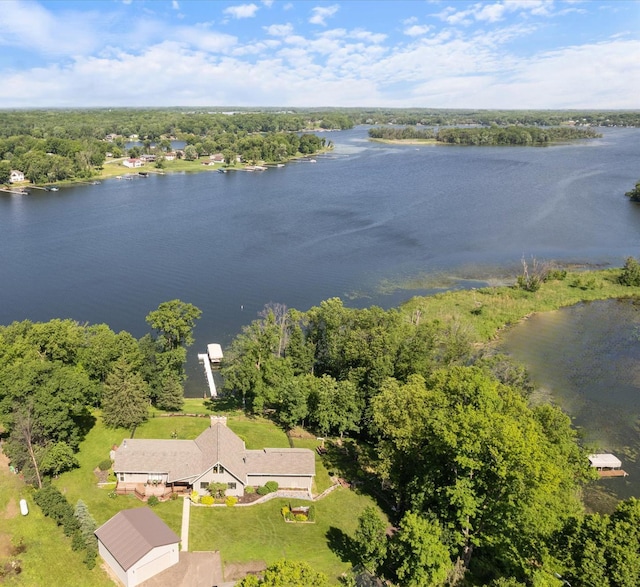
left=95, top=508, right=180, bottom=587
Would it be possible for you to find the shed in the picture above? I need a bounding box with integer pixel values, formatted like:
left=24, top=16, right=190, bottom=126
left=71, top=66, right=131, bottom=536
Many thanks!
left=588, top=453, right=622, bottom=470
left=207, top=343, right=224, bottom=363
left=95, top=508, right=180, bottom=587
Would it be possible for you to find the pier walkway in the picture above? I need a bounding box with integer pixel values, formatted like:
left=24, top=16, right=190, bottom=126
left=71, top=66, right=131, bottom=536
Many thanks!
left=197, top=353, right=217, bottom=398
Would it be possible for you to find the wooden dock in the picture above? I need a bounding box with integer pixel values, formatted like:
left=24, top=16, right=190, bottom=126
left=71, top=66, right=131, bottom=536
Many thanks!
left=597, top=469, right=628, bottom=478
left=198, top=353, right=217, bottom=398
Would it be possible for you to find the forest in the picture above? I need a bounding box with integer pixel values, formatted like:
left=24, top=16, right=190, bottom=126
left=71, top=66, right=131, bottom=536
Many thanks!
left=2, top=264, right=640, bottom=584
left=368, top=125, right=601, bottom=145
left=0, top=109, right=340, bottom=184
left=1, top=107, right=636, bottom=185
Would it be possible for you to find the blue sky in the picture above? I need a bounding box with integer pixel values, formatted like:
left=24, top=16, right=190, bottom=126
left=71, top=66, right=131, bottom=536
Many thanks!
left=0, top=0, right=638, bottom=108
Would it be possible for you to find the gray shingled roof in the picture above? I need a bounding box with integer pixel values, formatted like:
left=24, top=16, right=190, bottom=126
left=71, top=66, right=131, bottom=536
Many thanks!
left=95, top=508, right=179, bottom=571
left=113, top=439, right=202, bottom=483
left=245, top=448, right=315, bottom=476
left=194, top=423, right=247, bottom=481
left=113, top=423, right=315, bottom=482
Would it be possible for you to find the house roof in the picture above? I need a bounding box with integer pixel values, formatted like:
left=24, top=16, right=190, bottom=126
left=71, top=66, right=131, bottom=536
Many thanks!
left=113, top=422, right=315, bottom=483
left=195, top=423, right=247, bottom=481
left=588, top=453, right=622, bottom=468
left=246, top=448, right=316, bottom=477
left=114, top=439, right=202, bottom=482
left=95, top=508, right=179, bottom=571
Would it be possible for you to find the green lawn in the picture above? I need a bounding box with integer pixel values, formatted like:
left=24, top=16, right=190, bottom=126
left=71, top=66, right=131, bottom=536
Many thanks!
left=0, top=466, right=113, bottom=587
left=38, top=410, right=378, bottom=584
left=189, top=489, right=384, bottom=584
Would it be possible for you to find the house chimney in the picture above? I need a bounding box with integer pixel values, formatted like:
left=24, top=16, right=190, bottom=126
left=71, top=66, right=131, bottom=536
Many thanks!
left=210, top=415, right=227, bottom=427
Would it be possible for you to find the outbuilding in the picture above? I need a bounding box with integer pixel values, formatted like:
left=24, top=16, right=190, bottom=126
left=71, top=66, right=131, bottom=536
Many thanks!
left=95, top=508, right=180, bottom=587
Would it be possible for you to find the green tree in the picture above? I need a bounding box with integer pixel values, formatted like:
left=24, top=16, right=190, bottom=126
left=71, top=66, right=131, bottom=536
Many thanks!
left=625, top=180, right=640, bottom=202
left=619, top=256, right=640, bottom=286
left=39, top=441, right=78, bottom=477
left=145, top=299, right=202, bottom=351
left=353, top=506, right=388, bottom=574
left=372, top=368, right=586, bottom=582
left=101, top=357, right=150, bottom=436
left=237, top=559, right=330, bottom=587
left=390, top=511, right=452, bottom=587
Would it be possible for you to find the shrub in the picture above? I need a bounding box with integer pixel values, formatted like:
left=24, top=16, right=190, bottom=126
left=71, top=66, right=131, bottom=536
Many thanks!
left=620, top=257, right=640, bottom=286
left=170, top=492, right=179, bottom=500
left=190, top=490, right=200, bottom=503
left=97, top=459, right=112, bottom=471
left=265, top=481, right=279, bottom=493
left=200, top=495, right=214, bottom=506
left=107, top=491, right=117, bottom=499
left=295, top=513, right=308, bottom=522
left=147, top=496, right=159, bottom=507
left=225, top=496, right=238, bottom=507
left=546, top=269, right=567, bottom=281
left=281, top=506, right=290, bottom=518
left=256, top=485, right=269, bottom=496
left=244, top=485, right=255, bottom=494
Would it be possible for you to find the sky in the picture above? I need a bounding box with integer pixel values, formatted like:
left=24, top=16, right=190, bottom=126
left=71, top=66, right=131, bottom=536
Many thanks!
left=0, top=0, right=638, bottom=109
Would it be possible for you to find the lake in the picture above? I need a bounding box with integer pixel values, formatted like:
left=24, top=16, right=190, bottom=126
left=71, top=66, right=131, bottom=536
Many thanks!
left=501, top=298, right=640, bottom=501
left=1, top=125, right=640, bottom=396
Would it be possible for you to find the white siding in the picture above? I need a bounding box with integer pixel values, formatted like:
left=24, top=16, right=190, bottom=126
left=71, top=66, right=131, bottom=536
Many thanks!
left=193, top=467, right=245, bottom=497
left=128, top=543, right=179, bottom=586
left=98, top=542, right=128, bottom=587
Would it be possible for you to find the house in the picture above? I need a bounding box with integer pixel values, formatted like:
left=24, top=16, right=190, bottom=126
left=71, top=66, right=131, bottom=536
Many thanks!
left=113, top=416, right=315, bottom=500
left=164, top=152, right=177, bottom=161
left=209, top=153, right=225, bottom=163
left=123, top=158, right=144, bottom=168
left=95, top=508, right=180, bottom=587
left=9, top=170, right=25, bottom=183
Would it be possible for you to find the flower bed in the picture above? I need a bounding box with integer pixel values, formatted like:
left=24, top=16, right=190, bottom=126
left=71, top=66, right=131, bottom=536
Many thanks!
left=281, top=504, right=316, bottom=523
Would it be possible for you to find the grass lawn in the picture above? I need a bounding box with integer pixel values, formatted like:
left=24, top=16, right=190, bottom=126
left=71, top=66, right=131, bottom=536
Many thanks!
left=189, top=488, right=384, bottom=584
left=0, top=464, right=113, bottom=586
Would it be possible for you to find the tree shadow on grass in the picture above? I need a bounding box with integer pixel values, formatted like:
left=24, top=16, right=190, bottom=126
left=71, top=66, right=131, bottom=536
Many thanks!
left=326, top=526, right=358, bottom=566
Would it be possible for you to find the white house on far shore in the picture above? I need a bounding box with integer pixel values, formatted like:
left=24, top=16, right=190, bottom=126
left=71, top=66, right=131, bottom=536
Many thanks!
left=9, top=170, right=25, bottom=183
left=122, top=158, right=144, bottom=168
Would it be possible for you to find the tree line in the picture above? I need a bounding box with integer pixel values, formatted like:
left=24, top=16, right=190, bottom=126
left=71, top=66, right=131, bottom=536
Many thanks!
left=220, top=290, right=640, bottom=586
left=0, top=299, right=201, bottom=488
left=369, top=125, right=601, bottom=145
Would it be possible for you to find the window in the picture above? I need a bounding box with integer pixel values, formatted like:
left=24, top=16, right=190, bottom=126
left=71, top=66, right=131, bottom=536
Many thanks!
left=227, top=482, right=237, bottom=490
left=212, top=464, right=225, bottom=474
left=147, top=473, right=163, bottom=483
left=200, top=482, right=209, bottom=490
left=119, top=474, right=125, bottom=482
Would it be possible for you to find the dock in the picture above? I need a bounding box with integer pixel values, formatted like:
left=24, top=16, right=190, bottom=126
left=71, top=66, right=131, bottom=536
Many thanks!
left=198, top=354, right=217, bottom=398
left=588, top=453, right=628, bottom=478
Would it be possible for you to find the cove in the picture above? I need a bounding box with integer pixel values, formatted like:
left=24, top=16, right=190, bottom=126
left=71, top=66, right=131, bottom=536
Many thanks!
left=1, top=126, right=640, bottom=396
left=500, top=298, right=640, bottom=501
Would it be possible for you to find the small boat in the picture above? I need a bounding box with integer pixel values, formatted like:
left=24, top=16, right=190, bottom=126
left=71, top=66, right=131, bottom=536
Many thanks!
left=217, top=169, right=227, bottom=174
left=46, top=186, right=59, bottom=192
left=138, top=171, right=149, bottom=177
left=91, top=181, right=101, bottom=185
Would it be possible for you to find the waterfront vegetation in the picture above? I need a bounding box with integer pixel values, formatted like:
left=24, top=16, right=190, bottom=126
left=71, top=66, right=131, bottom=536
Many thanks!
left=369, top=124, right=601, bottom=145
left=1, top=107, right=638, bottom=188
left=2, top=262, right=640, bottom=585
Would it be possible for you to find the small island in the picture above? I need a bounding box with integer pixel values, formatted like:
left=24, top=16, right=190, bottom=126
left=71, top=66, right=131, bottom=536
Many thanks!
left=369, top=124, right=601, bottom=145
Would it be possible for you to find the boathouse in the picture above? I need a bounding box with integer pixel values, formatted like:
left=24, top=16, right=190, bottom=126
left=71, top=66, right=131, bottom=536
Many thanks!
left=588, top=453, right=627, bottom=477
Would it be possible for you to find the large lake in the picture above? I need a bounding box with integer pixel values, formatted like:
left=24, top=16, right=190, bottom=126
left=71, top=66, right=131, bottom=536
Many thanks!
left=1, top=126, right=640, bottom=396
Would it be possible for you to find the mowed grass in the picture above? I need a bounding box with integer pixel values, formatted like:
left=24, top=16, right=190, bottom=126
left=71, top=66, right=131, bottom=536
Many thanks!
left=189, top=489, right=384, bottom=583
left=0, top=466, right=113, bottom=587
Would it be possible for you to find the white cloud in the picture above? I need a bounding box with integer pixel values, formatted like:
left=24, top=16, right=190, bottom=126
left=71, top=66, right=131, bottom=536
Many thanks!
left=309, top=4, right=339, bottom=26
left=223, top=3, right=259, bottom=19
left=172, top=1, right=180, bottom=10
left=262, top=0, right=274, bottom=6
left=264, top=23, right=294, bottom=37
left=404, top=25, right=431, bottom=36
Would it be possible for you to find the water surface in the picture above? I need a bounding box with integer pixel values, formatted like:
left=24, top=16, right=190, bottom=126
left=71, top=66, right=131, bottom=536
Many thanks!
left=1, top=126, right=639, bottom=394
